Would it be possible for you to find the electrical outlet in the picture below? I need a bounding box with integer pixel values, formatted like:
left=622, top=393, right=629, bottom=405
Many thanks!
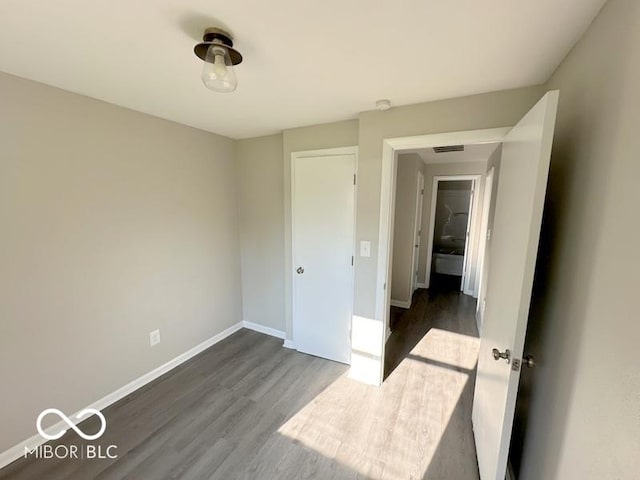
left=149, top=329, right=161, bottom=347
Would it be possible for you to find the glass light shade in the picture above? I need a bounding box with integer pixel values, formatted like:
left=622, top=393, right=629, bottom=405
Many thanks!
left=201, top=44, right=237, bottom=92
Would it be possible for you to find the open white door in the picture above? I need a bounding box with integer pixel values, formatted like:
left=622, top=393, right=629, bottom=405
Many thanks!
left=472, top=91, right=558, bottom=480
left=292, top=151, right=356, bottom=364
left=411, top=171, right=425, bottom=293
left=460, top=180, right=476, bottom=292
left=476, top=166, right=495, bottom=330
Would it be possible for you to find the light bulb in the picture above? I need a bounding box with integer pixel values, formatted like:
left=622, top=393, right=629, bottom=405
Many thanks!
left=213, top=52, right=227, bottom=76
left=201, top=44, right=237, bottom=93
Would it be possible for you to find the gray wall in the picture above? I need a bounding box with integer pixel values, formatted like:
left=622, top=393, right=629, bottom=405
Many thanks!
left=236, top=135, right=286, bottom=331
left=515, top=0, right=640, bottom=477
left=391, top=153, right=424, bottom=303
left=0, top=72, right=242, bottom=452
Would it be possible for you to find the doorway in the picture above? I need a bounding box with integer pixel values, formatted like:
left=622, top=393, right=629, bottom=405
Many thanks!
left=377, top=90, right=559, bottom=480
left=424, top=176, right=480, bottom=294
left=385, top=147, right=497, bottom=375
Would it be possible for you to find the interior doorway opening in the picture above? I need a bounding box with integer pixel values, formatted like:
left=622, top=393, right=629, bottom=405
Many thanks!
left=430, top=179, right=473, bottom=291
left=426, top=176, right=479, bottom=294
left=387, top=141, right=501, bottom=327
left=376, top=89, right=559, bottom=480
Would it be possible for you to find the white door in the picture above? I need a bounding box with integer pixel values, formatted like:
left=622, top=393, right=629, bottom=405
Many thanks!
left=476, top=166, right=495, bottom=331
left=411, top=171, right=425, bottom=293
left=472, top=91, right=559, bottom=480
left=460, top=181, right=475, bottom=292
left=292, top=152, right=356, bottom=364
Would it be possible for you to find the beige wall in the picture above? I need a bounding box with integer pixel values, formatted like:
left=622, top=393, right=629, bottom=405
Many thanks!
left=282, top=120, right=359, bottom=340
left=391, top=154, right=424, bottom=303
left=417, top=161, right=489, bottom=290
left=0, top=72, right=242, bottom=452
left=236, top=134, right=286, bottom=331
left=514, top=0, right=640, bottom=478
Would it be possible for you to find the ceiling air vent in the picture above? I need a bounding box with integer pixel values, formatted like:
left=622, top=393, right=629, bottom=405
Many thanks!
left=433, top=145, right=465, bottom=153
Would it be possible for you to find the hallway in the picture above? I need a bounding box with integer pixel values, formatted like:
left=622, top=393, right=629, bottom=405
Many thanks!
left=386, top=286, right=479, bottom=378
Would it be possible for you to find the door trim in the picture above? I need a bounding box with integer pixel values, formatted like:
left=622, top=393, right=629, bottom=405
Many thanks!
left=376, top=128, right=511, bottom=385
left=290, top=146, right=358, bottom=354
left=410, top=171, right=425, bottom=295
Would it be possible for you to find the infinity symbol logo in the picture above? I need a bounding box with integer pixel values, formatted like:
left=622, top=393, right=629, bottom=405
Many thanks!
left=36, top=408, right=107, bottom=441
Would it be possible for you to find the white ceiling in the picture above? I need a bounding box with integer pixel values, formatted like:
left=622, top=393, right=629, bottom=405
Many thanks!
left=0, top=0, right=606, bottom=139
left=407, top=143, right=501, bottom=164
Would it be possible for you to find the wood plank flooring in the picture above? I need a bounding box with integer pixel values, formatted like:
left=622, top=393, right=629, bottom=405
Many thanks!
left=1, top=289, right=480, bottom=480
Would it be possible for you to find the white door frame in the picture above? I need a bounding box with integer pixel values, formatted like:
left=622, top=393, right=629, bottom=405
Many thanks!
left=375, top=128, right=510, bottom=384
left=411, top=171, right=425, bottom=294
left=290, top=146, right=358, bottom=352
left=423, top=174, right=480, bottom=292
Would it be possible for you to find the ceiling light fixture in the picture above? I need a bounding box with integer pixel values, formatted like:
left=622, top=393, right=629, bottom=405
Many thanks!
left=194, top=28, right=243, bottom=93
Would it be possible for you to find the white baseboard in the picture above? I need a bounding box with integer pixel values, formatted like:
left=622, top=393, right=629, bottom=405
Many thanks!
left=463, top=287, right=477, bottom=297
left=476, top=311, right=482, bottom=335
left=390, top=298, right=411, bottom=309
left=0, top=321, right=244, bottom=470
left=242, top=321, right=285, bottom=340
left=282, top=339, right=296, bottom=349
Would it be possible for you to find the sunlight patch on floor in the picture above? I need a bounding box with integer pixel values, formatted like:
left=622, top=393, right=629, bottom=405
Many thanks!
left=416, top=328, right=481, bottom=370
left=277, top=326, right=481, bottom=479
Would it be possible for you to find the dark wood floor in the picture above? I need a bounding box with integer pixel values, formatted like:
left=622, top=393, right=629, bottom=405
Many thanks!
left=2, top=288, right=480, bottom=480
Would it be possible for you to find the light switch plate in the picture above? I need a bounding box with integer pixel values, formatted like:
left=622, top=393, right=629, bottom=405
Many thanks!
left=360, top=240, right=371, bottom=257
left=149, top=329, right=161, bottom=347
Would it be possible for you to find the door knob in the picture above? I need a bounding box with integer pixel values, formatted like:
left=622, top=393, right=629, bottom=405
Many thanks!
left=492, top=348, right=511, bottom=363
left=296, top=267, right=304, bottom=274
left=523, top=354, right=536, bottom=368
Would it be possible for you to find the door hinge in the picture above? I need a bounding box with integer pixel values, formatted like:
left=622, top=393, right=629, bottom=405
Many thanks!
left=353, top=174, right=356, bottom=185
left=351, top=256, right=354, bottom=266
left=421, top=188, right=424, bottom=195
